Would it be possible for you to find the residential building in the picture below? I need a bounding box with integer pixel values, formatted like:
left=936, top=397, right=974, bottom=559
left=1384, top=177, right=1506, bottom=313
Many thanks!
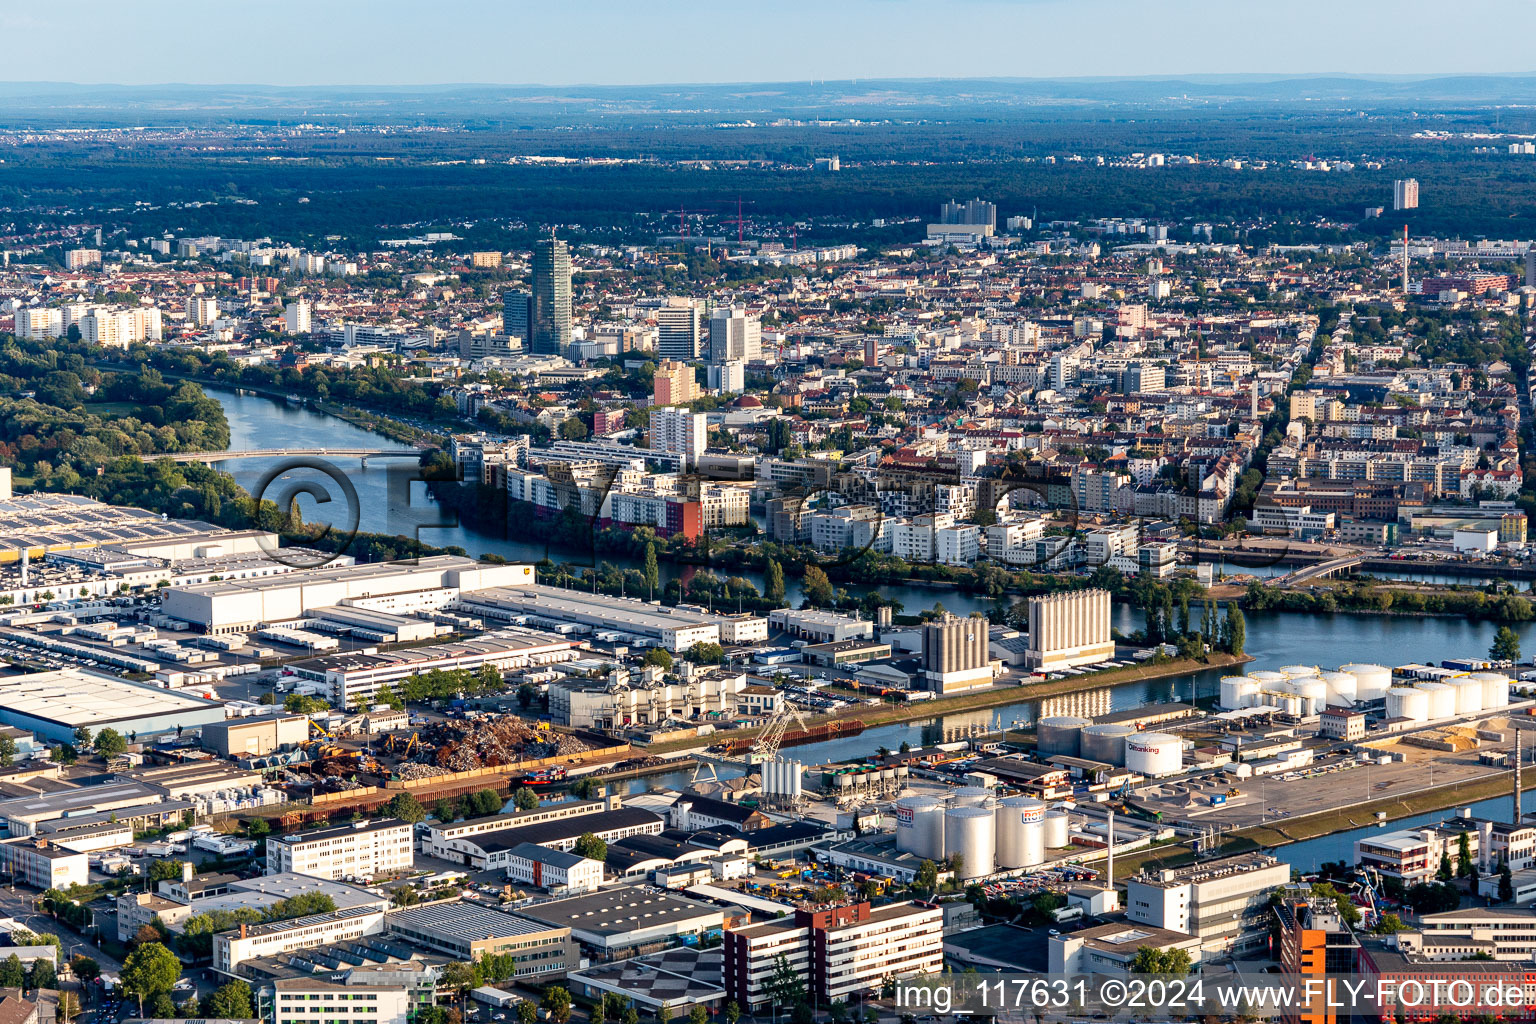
left=283, top=301, right=311, bottom=334
left=1394, top=178, right=1420, bottom=211
left=503, top=289, right=532, bottom=344
left=654, top=359, right=702, bottom=406
left=649, top=407, right=708, bottom=470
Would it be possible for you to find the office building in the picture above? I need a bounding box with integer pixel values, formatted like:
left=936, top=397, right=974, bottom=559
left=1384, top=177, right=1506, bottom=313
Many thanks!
left=386, top=902, right=577, bottom=977
left=1048, top=922, right=1201, bottom=977
left=215, top=906, right=386, bottom=974
left=1394, top=178, right=1419, bottom=211
left=503, top=288, right=532, bottom=343
left=530, top=237, right=571, bottom=355
left=1025, top=589, right=1114, bottom=671
left=267, top=977, right=416, bottom=1024
left=724, top=902, right=943, bottom=1009
left=514, top=886, right=729, bottom=962
left=921, top=613, right=994, bottom=694
left=1125, top=853, right=1291, bottom=955
left=265, top=818, right=413, bottom=880
left=0, top=837, right=87, bottom=889
left=1355, top=824, right=1480, bottom=884
left=657, top=298, right=705, bottom=360
left=1275, top=896, right=1359, bottom=1024
left=1402, top=905, right=1536, bottom=959
left=650, top=407, right=708, bottom=470
left=654, top=359, right=702, bottom=406
left=505, top=843, right=605, bottom=894
left=708, top=307, right=760, bottom=364
left=282, top=300, right=311, bottom=334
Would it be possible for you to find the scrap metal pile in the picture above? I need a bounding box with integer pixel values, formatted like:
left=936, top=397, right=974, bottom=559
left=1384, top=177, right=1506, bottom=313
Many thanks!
left=422, top=718, right=599, bottom=772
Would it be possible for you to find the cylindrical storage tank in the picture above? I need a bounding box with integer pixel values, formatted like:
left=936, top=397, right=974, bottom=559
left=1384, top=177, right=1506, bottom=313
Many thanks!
left=1045, top=809, right=1070, bottom=849
left=1037, top=716, right=1091, bottom=757
left=1452, top=677, right=1485, bottom=715
left=895, top=795, right=945, bottom=860
left=1081, top=724, right=1137, bottom=766
left=1280, top=693, right=1304, bottom=718
left=1125, top=732, right=1183, bottom=777
left=765, top=761, right=779, bottom=794
left=945, top=805, right=995, bottom=879
left=1220, top=676, right=1259, bottom=711
left=1319, top=671, right=1358, bottom=707
left=1250, top=670, right=1287, bottom=687
left=1342, top=664, right=1391, bottom=702
left=949, top=786, right=992, bottom=807
left=789, top=760, right=802, bottom=797
left=1419, top=682, right=1456, bottom=720
left=1471, top=673, right=1512, bottom=709
left=1279, top=664, right=1318, bottom=680
left=1387, top=687, right=1430, bottom=722
left=996, top=796, right=1046, bottom=869
left=1295, top=678, right=1328, bottom=716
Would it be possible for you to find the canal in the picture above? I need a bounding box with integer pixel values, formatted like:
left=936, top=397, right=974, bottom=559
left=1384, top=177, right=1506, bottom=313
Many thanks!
left=209, top=387, right=1536, bottom=802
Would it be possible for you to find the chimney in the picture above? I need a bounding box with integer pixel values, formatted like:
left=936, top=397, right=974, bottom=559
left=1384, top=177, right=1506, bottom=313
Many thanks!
left=19, top=550, right=28, bottom=588
left=240, top=922, right=248, bottom=939
left=182, top=860, right=194, bottom=883
left=1105, top=808, right=1115, bottom=887
left=1516, top=727, right=1524, bottom=827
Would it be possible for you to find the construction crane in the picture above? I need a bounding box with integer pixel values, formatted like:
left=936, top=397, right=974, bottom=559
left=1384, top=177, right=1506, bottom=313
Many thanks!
left=752, top=700, right=809, bottom=766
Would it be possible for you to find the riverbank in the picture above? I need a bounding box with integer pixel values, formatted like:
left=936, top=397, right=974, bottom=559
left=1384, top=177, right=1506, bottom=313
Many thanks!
left=1111, top=765, right=1532, bottom=881
left=643, top=651, right=1254, bottom=757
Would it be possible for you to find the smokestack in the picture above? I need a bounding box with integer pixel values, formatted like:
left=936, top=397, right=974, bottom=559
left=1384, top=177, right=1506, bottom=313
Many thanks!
left=19, top=550, right=28, bottom=588
left=1106, top=808, right=1115, bottom=887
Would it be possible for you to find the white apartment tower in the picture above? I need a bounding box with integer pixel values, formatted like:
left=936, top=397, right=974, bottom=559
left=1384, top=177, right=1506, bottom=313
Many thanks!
left=656, top=298, right=705, bottom=361
left=187, top=296, right=219, bottom=326
left=709, top=306, right=761, bottom=364
left=649, top=406, right=708, bottom=470
left=283, top=300, right=312, bottom=335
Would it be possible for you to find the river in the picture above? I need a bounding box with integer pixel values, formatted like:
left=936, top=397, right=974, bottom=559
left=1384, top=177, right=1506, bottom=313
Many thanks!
left=207, top=387, right=1536, bottom=802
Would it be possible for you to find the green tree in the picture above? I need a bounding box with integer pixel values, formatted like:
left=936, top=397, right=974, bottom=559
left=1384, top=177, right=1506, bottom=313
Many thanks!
left=93, top=728, right=128, bottom=757
left=0, top=736, right=15, bottom=766
left=151, top=995, right=177, bottom=1019
left=1372, top=913, right=1407, bottom=934
left=1437, top=852, right=1453, bottom=881
left=657, top=1005, right=671, bottom=1024
left=573, top=833, right=607, bottom=861
left=642, top=648, right=673, bottom=670
left=204, top=981, right=255, bottom=1018
left=69, top=956, right=99, bottom=986
left=1129, top=947, right=1193, bottom=975
left=644, top=542, right=660, bottom=598
left=380, top=792, right=426, bottom=823
left=0, top=956, right=22, bottom=989
left=467, top=788, right=504, bottom=817
left=72, top=726, right=91, bottom=748
left=121, top=942, right=181, bottom=1014
left=147, top=860, right=187, bottom=885
left=1457, top=833, right=1473, bottom=878
left=1500, top=863, right=1515, bottom=901
left=516, top=1002, right=538, bottom=1024
left=765, top=559, right=786, bottom=605
left=1492, top=626, right=1521, bottom=663
left=724, top=1002, right=741, bottom=1024
left=27, top=959, right=55, bottom=990
left=765, top=953, right=808, bottom=1006
left=688, top=1006, right=708, bottom=1024
left=513, top=787, right=540, bottom=812
left=802, top=565, right=836, bottom=607
left=542, top=987, right=572, bottom=1024
left=1224, top=602, right=1246, bottom=655
left=913, top=859, right=938, bottom=894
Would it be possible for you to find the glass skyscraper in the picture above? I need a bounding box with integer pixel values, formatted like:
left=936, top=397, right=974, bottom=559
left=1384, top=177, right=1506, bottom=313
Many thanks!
left=531, top=236, right=571, bottom=355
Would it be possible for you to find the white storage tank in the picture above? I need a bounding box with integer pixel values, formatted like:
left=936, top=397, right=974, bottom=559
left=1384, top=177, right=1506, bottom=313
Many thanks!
left=1279, top=664, right=1319, bottom=680
left=1250, top=670, right=1287, bottom=687
left=1387, top=686, right=1430, bottom=722
left=995, top=796, right=1047, bottom=869
left=1319, top=671, right=1358, bottom=707
left=1452, top=677, right=1485, bottom=715
left=1125, top=732, right=1183, bottom=777
left=1418, top=681, right=1457, bottom=720
left=1341, top=664, right=1392, bottom=702
left=949, top=785, right=993, bottom=807
left=1037, top=716, right=1091, bottom=757
left=895, top=795, right=945, bottom=860
left=945, top=805, right=996, bottom=879
left=1220, top=676, right=1259, bottom=711
left=1044, top=809, right=1070, bottom=849
left=1294, top=677, right=1328, bottom=716
left=1470, top=672, right=1512, bottom=709
left=1081, top=724, right=1138, bottom=766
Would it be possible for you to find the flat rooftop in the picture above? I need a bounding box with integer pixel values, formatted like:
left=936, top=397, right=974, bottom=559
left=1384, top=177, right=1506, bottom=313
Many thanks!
left=513, top=886, right=722, bottom=937
left=0, top=668, right=222, bottom=727
left=389, top=901, right=566, bottom=940
left=462, top=585, right=732, bottom=632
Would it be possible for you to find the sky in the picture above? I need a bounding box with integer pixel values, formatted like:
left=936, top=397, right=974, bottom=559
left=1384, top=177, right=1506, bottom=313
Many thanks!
left=4, top=0, right=1534, bottom=86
